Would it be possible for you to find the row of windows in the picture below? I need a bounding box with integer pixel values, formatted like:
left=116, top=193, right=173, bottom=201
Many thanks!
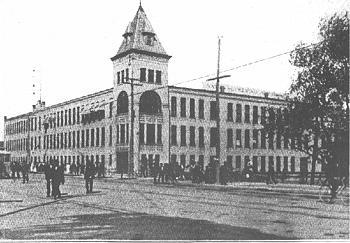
left=169, top=154, right=297, bottom=173
left=170, top=125, right=303, bottom=150
left=11, top=153, right=114, bottom=167
left=170, top=96, right=287, bottom=125
left=6, top=126, right=111, bottom=151
left=116, top=68, right=162, bottom=85
left=5, top=102, right=114, bottom=135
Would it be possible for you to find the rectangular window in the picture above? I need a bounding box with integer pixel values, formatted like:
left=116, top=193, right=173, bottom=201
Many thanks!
left=96, top=127, right=100, bottom=146
left=117, top=71, right=120, bottom=84
left=244, top=156, right=250, bottom=167
left=236, top=104, right=242, bottom=123
left=148, top=69, right=154, bottom=83
left=171, top=125, right=177, bottom=145
left=121, top=70, right=124, bottom=83
left=77, top=107, right=80, bottom=124
left=253, top=129, right=258, bottom=149
left=116, top=125, right=120, bottom=144
left=101, top=127, right=105, bottom=147
left=77, top=130, right=80, bottom=148
left=180, top=98, right=186, bottom=117
left=81, top=130, right=85, bottom=148
left=244, top=105, right=250, bottom=124
left=244, top=129, right=250, bottom=148
left=180, top=125, right=186, bottom=146
left=210, top=101, right=217, bottom=120
left=146, top=124, right=155, bottom=145
left=253, top=156, right=258, bottom=172
left=140, top=123, right=145, bottom=145
left=276, top=131, right=281, bottom=149
left=180, top=154, right=186, bottom=167
left=210, top=127, right=218, bottom=147
left=109, top=102, right=113, bottom=118
left=235, top=156, right=241, bottom=170
left=140, top=68, right=146, bottom=82
left=284, top=156, right=289, bottom=172
left=189, top=99, right=195, bottom=118
left=65, top=110, right=67, bottom=126
left=72, top=131, right=75, bottom=148
left=276, top=156, right=281, bottom=172
left=156, top=70, right=161, bottom=84
left=199, top=99, right=204, bottom=119
left=90, top=129, right=95, bottom=147
left=157, top=124, right=162, bottom=144
left=189, top=126, right=195, bottom=146
left=69, top=109, right=71, bottom=125
left=261, top=130, right=266, bottom=149
left=261, top=107, right=266, bottom=125
left=64, top=132, right=67, bottom=149
left=284, top=130, right=289, bottom=149
left=199, top=127, right=204, bottom=148
left=236, top=129, right=242, bottom=148
left=253, top=106, right=258, bottom=124
left=227, top=129, right=233, bottom=148
left=227, top=156, right=233, bottom=168
left=73, top=108, right=76, bottom=125
left=120, top=124, right=125, bottom=144
left=109, top=125, right=113, bottom=146
left=126, top=68, right=129, bottom=82
left=268, top=156, right=274, bottom=170
left=268, top=131, right=274, bottom=149
left=261, top=156, right=266, bottom=172
left=86, top=129, right=89, bottom=147
left=227, top=103, right=233, bottom=121
left=171, top=97, right=177, bottom=117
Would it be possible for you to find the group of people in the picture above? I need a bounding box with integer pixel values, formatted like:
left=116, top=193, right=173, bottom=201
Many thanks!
left=10, top=161, right=30, bottom=183
left=42, top=159, right=98, bottom=199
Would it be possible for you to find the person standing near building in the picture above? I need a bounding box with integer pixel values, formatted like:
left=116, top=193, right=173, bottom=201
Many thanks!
left=152, top=160, right=159, bottom=184
left=21, top=161, right=30, bottom=184
left=52, top=161, right=61, bottom=199
left=84, top=159, right=95, bottom=193
left=43, top=161, right=54, bottom=197
left=10, top=161, right=16, bottom=182
left=266, top=165, right=277, bottom=185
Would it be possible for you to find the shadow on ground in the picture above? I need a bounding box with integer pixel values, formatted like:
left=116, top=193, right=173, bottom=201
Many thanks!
left=2, top=211, right=294, bottom=240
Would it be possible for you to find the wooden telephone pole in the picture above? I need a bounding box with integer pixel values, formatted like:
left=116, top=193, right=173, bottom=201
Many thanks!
left=207, top=37, right=230, bottom=183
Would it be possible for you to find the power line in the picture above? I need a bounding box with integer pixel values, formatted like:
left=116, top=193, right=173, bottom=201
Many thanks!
left=126, top=40, right=325, bottom=98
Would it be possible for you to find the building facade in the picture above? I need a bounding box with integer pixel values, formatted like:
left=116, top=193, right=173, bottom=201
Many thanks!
left=3, top=4, right=320, bottom=175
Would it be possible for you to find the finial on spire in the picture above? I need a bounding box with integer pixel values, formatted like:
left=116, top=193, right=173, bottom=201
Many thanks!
left=139, top=0, right=142, bottom=7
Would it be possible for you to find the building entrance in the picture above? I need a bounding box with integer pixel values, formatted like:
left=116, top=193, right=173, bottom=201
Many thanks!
left=116, top=152, right=128, bottom=174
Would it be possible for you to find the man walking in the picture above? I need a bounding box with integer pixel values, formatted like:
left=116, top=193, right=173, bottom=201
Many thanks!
left=52, top=161, right=61, bottom=199
left=84, top=159, right=95, bottom=193
left=43, top=161, right=54, bottom=197
left=22, top=161, right=30, bottom=184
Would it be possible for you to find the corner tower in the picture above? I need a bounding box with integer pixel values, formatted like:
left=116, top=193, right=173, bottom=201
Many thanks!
left=111, top=4, right=171, bottom=175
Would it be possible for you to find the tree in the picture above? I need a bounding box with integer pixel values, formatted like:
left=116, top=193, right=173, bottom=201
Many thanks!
left=264, top=12, right=349, bottom=185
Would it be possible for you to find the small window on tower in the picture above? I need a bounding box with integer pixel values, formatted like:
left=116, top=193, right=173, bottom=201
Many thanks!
left=145, top=35, right=154, bottom=46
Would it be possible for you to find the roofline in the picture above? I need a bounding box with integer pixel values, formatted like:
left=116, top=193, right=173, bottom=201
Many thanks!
left=111, top=49, right=172, bottom=61
left=168, top=85, right=287, bottom=103
left=5, top=87, right=114, bottom=122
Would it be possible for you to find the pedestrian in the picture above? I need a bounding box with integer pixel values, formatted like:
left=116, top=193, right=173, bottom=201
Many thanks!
left=76, top=161, right=81, bottom=175
left=43, top=161, right=54, bottom=197
left=219, top=162, right=228, bottom=185
left=52, top=161, right=61, bottom=199
left=21, top=161, right=30, bottom=184
left=84, top=159, right=95, bottom=193
left=158, top=163, right=165, bottom=183
left=152, top=160, right=159, bottom=184
left=10, top=161, right=16, bottom=181
left=266, top=166, right=277, bottom=185
left=15, top=161, right=21, bottom=180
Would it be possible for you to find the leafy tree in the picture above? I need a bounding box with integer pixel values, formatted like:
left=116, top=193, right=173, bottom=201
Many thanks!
left=264, top=12, right=349, bottom=185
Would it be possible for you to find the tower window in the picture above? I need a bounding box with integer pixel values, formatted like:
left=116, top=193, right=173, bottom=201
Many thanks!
left=148, top=69, right=154, bottom=83
left=140, top=68, right=146, bottom=82
left=156, top=70, right=161, bottom=84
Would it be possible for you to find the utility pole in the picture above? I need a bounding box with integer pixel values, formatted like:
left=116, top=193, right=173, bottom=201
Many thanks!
left=207, top=37, right=230, bottom=184
left=127, top=55, right=142, bottom=178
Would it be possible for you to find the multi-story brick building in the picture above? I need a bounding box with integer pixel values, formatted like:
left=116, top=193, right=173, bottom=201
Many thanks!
left=3, top=4, right=320, bottom=176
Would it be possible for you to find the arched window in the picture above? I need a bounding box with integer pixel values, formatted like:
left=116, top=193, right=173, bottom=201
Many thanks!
left=117, top=91, right=129, bottom=114
left=139, top=91, right=162, bottom=115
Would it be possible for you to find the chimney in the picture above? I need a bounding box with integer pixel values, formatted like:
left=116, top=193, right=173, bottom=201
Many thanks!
left=264, top=92, right=269, bottom=98
left=220, top=86, right=226, bottom=93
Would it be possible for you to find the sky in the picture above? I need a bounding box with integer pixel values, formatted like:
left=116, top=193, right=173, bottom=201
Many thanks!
left=0, top=0, right=348, bottom=139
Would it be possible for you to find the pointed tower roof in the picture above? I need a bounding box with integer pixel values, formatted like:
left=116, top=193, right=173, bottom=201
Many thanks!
left=111, top=5, right=171, bottom=60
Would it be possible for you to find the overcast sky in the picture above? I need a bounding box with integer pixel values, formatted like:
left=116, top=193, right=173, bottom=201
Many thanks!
left=0, top=0, right=348, bottom=139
